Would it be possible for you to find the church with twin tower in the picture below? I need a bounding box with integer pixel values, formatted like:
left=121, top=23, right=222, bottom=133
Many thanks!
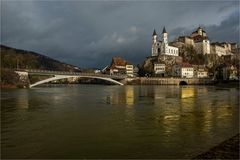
left=151, top=27, right=179, bottom=57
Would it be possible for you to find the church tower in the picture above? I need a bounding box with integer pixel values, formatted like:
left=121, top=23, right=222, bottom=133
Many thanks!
left=151, top=29, right=158, bottom=56
left=197, top=26, right=203, bottom=36
left=161, top=26, right=168, bottom=55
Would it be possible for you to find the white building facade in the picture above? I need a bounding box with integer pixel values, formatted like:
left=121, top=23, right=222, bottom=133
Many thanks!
left=194, top=39, right=210, bottom=55
left=178, top=36, right=195, bottom=47
left=181, top=67, right=194, bottom=78
left=210, top=42, right=235, bottom=57
left=126, top=65, right=134, bottom=77
left=210, top=44, right=226, bottom=57
left=197, top=70, right=208, bottom=78
left=190, top=27, right=211, bottom=55
left=172, top=64, right=194, bottom=78
left=151, top=27, right=179, bottom=57
left=154, top=63, right=165, bottom=75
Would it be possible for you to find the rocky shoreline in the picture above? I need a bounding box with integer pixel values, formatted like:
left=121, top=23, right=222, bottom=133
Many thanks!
left=193, top=134, right=239, bottom=159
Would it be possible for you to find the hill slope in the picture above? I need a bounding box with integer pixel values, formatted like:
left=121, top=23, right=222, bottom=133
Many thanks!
left=0, top=44, right=81, bottom=71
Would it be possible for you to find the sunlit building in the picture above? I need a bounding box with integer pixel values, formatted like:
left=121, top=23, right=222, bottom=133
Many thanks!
left=193, top=65, right=209, bottom=78
left=154, top=63, right=165, bottom=76
left=172, top=63, right=194, bottom=78
left=210, top=42, right=234, bottom=57
left=151, top=27, right=179, bottom=57
left=126, top=65, right=134, bottom=77
left=190, top=27, right=210, bottom=55
left=178, top=36, right=195, bottom=47
left=197, top=69, right=208, bottom=78
left=105, top=57, right=134, bottom=77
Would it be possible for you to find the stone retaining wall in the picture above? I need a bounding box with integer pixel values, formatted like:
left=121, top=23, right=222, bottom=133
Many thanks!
left=127, top=77, right=215, bottom=85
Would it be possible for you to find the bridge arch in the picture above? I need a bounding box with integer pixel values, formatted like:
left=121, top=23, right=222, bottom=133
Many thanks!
left=179, top=81, right=188, bottom=85
left=29, top=75, right=124, bottom=88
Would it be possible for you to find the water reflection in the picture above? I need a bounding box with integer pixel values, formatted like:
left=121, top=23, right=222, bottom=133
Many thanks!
left=1, top=85, right=239, bottom=159
left=125, top=86, right=134, bottom=106
left=180, top=87, right=195, bottom=99
left=16, top=90, right=29, bottom=109
left=106, top=86, right=135, bottom=106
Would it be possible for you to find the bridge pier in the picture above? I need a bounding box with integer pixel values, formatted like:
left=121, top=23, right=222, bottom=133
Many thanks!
left=15, top=71, right=30, bottom=88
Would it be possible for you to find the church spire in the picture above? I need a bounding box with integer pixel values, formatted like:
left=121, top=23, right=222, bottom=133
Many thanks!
left=162, top=26, right=167, bottom=33
left=152, top=29, right=157, bottom=36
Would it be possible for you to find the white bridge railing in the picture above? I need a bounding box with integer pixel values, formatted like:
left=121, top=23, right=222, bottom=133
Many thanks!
left=15, top=69, right=126, bottom=87
left=16, top=69, right=126, bottom=79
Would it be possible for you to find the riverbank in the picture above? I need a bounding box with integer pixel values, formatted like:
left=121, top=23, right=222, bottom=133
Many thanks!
left=127, top=77, right=216, bottom=85
left=194, top=134, right=239, bottom=159
left=1, top=83, right=28, bottom=89
left=1, top=77, right=239, bottom=88
left=0, top=84, right=18, bottom=89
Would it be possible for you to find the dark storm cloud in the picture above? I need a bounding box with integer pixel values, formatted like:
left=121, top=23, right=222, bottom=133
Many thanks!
left=1, top=0, right=239, bottom=68
left=170, top=11, right=240, bottom=43
left=206, top=11, right=239, bottom=42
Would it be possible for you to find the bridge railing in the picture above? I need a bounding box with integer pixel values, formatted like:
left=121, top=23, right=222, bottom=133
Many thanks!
left=16, top=69, right=126, bottom=79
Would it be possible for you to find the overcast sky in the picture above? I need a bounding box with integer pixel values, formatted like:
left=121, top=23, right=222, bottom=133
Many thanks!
left=1, top=0, right=239, bottom=68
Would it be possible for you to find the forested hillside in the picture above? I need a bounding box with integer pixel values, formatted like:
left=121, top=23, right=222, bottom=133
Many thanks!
left=0, top=44, right=81, bottom=88
left=1, top=45, right=81, bottom=71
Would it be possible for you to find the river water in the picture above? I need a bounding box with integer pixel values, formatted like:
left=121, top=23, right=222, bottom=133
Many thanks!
left=1, top=85, right=239, bottom=159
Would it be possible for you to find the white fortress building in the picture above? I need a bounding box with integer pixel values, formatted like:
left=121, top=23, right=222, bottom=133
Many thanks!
left=190, top=27, right=210, bottom=55
left=176, top=27, right=210, bottom=55
left=151, top=27, right=179, bottom=57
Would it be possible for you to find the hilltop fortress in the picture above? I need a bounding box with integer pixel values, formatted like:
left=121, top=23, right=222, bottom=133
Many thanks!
left=151, top=26, right=238, bottom=57
left=141, top=26, right=239, bottom=79
left=104, top=26, right=239, bottom=80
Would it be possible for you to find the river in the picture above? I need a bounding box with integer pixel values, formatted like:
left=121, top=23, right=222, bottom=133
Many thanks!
left=1, top=85, right=239, bottom=159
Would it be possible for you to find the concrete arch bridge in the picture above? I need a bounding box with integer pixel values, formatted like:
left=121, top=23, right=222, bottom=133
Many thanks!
left=15, top=69, right=125, bottom=88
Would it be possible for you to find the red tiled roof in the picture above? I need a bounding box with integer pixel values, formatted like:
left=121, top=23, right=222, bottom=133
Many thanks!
left=193, top=35, right=208, bottom=42
left=108, top=57, right=130, bottom=69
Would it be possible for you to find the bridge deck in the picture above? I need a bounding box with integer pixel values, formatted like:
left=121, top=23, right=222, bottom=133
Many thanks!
left=16, top=69, right=126, bottom=80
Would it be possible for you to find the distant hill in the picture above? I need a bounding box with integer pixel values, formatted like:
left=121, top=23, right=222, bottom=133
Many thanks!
left=0, top=44, right=81, bottom=72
